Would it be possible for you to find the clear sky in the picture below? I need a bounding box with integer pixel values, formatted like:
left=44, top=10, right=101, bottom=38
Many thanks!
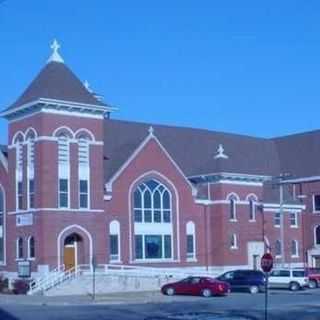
left=1, top=0, right=320, bottom=144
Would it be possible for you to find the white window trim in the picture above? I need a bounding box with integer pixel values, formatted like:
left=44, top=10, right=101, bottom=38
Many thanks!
left=58, top=135, right=70, bottom=209
left=134, top=234, right=174, bottom=262
left=313, top=195, right=320, bottom=214
left=275, top=240, right=282, bottom=258
left=133, top=180, right=172, bottom=224
left=289, top=212, right=299, bottom=228
left=16, top=237, right=23, bottom=260
left=186, top=221, right=196, bottom=262
left=229, top=198, right=237, bottom=222
left=248, top=198, right=257, bottom=222
left=274, top=212, right=281, bottom=228
left=291, top=240, right=299, bottom=258
left=314, top=225, right=320, bottom=247
left=27, top=236, right=35, bottom=260
left=109, top=220, right=121, bottom=263
left=230, top=234, right=238, bottom=250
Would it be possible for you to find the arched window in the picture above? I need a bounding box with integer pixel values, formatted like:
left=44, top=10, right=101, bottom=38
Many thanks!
left=28, top=236, right=35, bottom=259
left=16, top=237, right=23, bottom=259
left=227, top=194, right=238, bottom=221
left=247, top=195, right=257, bottom=221
left=58, top=134, right=70, bottom=208
left=133, top=179, right=173, bottom=261
left=78, top=135, right=90, bottom=209
left=186, top=221, right=196, bottom=260
left=291, top=240, right=299, bottom=258
left=109, top=220, right=120, bottom=262
left=133, top=180, right=172, bottom=224
left=0, top=187, right=4, bottom=262
left=26, top=131, right=36, bottom=210
left=315, top=226, right=320, bottom=246
left=14, top=134, right=24, bottom=211
left=230, top=234, right=238, bottom=250
left=275, top=240, right=282, bottom=257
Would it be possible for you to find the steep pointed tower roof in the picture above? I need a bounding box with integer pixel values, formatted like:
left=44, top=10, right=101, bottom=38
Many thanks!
left=1, top=40, right=114, bottom=119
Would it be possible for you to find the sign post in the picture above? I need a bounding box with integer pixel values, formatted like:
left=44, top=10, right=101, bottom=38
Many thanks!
left=261, top=253, right=273, bottom=320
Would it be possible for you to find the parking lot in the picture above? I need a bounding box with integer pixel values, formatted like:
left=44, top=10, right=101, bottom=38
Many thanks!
left=1, top=288, right=320, bottom=320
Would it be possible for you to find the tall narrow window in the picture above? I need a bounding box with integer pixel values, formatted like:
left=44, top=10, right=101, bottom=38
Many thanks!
left=315, top=226, right=320, bottom=246
left=109, top=221, right=120, bottom=262
left=0, top=188, right=4, bottom=262
left=248, top=196, right=257, bottom=221
left=186, top=221, right=196, bottom=261
left=59, top=179, right=68, bottom=208
left=58, top=134, right=70, bottom=208
left=17, top=181, right=23, bottom=211
left=26, top=131, right=36, bottom=209
left=78, top=136, right=89, bottom=209
left=289, top=212, right=298, bottom=227
left=275, top=240, right=282, bottom=257
left=228, top=195, right=237, bottom=221
left=291, top=240, right=299, bottom=257
left=16, top=138, right=24, bottom=211
left=274, top=212, right=281, bottom=227
left=230, top=234, right=238, bottom=250
left=28, top=236, right=35, bottom=259
left=17, top=237, right=23, bottom=260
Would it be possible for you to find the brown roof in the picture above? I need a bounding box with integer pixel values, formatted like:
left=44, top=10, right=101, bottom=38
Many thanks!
left=273, top=130, right=320, bottom=179
left=104, top=119, right=281, bottom=182
left=4, top=61, right=106, bottom=112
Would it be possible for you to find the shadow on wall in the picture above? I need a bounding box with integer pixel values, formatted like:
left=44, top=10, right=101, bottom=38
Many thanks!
left=0, top=309, right=19, bottom=320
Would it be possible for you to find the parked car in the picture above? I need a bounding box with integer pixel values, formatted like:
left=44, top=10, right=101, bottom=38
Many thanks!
left=216, top=270, right=265, bottom=294
left=305, top=268, right=320, bottom=289
left=161, top=276, right=230, bottom=297
left=268, top=269, right=309, bottom=291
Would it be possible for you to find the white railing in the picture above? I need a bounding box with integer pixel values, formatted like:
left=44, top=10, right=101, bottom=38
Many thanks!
left=28, top=264, right=218, bottom=295
left=28, top=265, right=80, bottom=295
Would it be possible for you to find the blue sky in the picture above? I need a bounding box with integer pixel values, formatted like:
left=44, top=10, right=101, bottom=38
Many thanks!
left=0, top=1, right=320, bottom=144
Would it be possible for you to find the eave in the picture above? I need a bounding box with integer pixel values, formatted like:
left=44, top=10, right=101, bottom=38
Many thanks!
left=0, top=98, right=118, bottom=120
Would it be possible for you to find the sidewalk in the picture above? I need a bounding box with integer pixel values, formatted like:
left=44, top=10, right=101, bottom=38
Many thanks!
left=0, top=291, right=166, bottom=306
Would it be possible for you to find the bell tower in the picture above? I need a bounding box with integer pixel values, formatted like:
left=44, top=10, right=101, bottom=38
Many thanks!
left=1, top=41, right=114, bottom=273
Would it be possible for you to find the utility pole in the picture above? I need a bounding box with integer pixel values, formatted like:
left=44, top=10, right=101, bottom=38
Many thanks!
left=279, top=182, right=285, bottom=267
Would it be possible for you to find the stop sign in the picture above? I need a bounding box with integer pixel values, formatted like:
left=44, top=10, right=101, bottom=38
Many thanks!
left=261, top=253, right=273, bottom=273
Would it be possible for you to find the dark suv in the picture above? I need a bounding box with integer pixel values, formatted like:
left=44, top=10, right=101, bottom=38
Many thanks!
left=216, top=270, right=265, bottom=294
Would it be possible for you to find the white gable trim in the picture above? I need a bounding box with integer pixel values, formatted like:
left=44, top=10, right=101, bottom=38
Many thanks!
left=106, top=131, right=197, bottom=196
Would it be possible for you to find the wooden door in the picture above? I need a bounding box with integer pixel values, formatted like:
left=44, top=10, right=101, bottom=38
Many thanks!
left=64, top=246, right=75, bottom=271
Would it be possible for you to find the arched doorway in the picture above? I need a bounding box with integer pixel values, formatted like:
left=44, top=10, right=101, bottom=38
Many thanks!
left=57, top=225, right=93, bottom=270
left=63, top=233, right=82, bottom=271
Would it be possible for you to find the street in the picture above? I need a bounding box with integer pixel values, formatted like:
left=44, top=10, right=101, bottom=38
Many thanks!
left=1, top=289, right=320, bottom=320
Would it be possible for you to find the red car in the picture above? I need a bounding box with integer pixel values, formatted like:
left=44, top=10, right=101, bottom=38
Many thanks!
left=161, top=276, right=230, bottom=297
left=306, top=268, right=320, bottom=288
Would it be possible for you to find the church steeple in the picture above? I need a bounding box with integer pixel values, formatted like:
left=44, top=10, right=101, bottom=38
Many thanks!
left=0, top=41, right=116, bottom=120
left=47, top=39, right=64, bottom=64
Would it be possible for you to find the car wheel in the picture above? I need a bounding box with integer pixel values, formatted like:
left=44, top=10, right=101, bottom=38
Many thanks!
left=249, top=285, right=259, bottom=294
left=289, top=282, right=300, bottom=291
left=202, top=289, right=212, bottom=297
left=309, top=280, right=318, bottom=289
left=166, top=287, right=175, bottom=296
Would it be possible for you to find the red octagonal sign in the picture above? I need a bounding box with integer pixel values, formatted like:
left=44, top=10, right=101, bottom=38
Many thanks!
left=261, top=253, right=273, bottom=273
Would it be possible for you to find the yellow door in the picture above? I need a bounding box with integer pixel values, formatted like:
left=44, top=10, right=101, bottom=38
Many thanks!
left=64, top=246, right=75, bottom=271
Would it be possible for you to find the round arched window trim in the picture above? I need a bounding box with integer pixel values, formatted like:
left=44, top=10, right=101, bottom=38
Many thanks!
left=133, top=179, right=172, bottom=224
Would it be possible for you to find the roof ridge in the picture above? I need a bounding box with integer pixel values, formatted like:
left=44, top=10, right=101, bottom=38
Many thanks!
left=107, top=118, right=270, bottom=141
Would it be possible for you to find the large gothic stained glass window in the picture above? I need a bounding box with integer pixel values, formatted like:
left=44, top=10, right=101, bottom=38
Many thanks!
left=133, top=180, right=171, bottom=224
left=133, top=179, right=173, bottom=261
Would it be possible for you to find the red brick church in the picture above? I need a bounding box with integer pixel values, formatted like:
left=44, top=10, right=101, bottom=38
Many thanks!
left=0, top=41, right=320, bottom=280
